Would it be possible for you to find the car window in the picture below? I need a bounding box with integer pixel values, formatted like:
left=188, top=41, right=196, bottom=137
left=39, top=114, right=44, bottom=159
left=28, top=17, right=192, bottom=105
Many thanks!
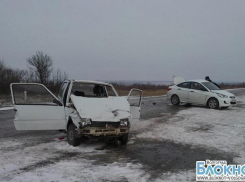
left=191, top=82, right=207, bottom=91
left=105, top=85, right=117, bottom=96
left=128, top=90, right=142, bottom=107
left=177, top=82, right=191, bottom=89
left=71, top=83, right=108, bottom=98
left=12, top=84, right=57, bottom=105
left=202, top=82, right=220, bottom=90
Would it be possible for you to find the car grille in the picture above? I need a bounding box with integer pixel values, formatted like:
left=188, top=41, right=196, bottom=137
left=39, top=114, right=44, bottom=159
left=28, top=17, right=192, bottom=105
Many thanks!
left=230, top=96, right=235, bottom=99
left=90, top=121, right=120, bottom=128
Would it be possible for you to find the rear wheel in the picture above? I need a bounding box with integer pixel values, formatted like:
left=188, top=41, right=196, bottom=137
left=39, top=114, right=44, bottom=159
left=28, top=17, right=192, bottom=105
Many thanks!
left=120, top=133, right=129, bottom=145
left=207, top=98, right=219, bottom=109
left=171, top=95, right=180, bottom=106
left=67, top=123, right=81, bottom=147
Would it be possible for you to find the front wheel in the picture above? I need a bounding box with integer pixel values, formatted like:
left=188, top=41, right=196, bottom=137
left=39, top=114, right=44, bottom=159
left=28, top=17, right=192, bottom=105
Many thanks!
left=67, top=123, right=81, bottom=147
left=119, top=133, right=129, bottom=145
left=171, top=95, right=180, bottom=106
left=207, top=98, right=219, bottom=109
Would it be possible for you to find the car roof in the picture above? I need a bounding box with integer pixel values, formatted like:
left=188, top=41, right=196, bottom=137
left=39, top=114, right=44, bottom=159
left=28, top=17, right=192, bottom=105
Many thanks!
left=66, top=80, right=112, bottom=86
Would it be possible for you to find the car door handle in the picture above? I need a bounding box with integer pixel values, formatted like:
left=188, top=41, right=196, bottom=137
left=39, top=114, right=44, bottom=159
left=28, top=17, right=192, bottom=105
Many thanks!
left=190, top=91, right=194, bottom=92
left=178, top=89, right=181, bottom=90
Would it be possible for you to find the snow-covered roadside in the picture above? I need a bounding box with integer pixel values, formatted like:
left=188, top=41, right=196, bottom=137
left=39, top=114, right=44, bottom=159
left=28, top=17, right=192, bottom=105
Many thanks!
left=136, top=95, right=245, bottom=164
left=0, top=135, right=150, bottom=182
left=9, top=159, right=149, bottom=182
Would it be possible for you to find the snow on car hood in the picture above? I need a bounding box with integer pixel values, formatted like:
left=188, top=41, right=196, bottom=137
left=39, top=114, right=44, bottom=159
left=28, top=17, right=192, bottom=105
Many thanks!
left=211, top=90, right=235, bottom=97
left=70, top=95, right=131, bottom=122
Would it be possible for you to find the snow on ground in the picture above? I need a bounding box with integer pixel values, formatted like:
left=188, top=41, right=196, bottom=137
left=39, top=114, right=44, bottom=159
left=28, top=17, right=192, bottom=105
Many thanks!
left=0, top=134, right=150, bottom=182
left=136, top=96, right=245, bottom=164
left=9, top=159, right=149, bottom=182
left=1, top=94, right=245, bottom=181
left=157, top=170, right=196, bottom=182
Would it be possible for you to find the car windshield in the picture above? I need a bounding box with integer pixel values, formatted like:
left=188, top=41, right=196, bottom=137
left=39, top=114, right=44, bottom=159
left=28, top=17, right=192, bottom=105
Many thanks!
left=71, top=82, right=117, bottom=98
left=202, top=82, right=220, bottom=90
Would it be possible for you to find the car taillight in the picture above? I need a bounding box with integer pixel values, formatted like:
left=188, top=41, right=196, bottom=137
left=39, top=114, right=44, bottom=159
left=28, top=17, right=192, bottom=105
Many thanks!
left=168, top=87, right=172, bottom=91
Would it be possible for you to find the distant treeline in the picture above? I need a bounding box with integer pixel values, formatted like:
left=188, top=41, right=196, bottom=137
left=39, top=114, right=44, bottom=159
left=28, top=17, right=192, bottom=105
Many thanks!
left=0, top=51, right=68, bottom=95
left=219, top=82, right=245, bottom=89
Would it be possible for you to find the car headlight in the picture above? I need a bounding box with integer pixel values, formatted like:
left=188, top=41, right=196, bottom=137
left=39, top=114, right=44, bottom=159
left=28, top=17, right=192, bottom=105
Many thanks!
left=80, top=118, right=92, bottom=127
left=217, top=93, right=228, bottom=98
left=120, top=118, right=129, bottom=126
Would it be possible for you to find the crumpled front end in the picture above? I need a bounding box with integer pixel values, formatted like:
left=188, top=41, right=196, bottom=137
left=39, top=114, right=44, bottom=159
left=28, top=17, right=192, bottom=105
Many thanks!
left=70, top=111, right=130, bottom=138
left=69, top=95, right=131, bottom=137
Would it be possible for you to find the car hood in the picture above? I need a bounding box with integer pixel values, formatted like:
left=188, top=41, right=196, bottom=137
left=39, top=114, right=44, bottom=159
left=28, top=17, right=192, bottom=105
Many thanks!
left=70, top=95, right=131, bottom=122
left=211, top=90, right=235, bottom=97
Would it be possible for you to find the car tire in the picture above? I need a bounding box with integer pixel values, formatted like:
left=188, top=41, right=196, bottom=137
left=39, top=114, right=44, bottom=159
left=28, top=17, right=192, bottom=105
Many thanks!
left=120, top=133, right=129, bottom=145
left=171, top=95, right=180, bottom=106
left=207, top=98, right=219, bottom=109
left=67, top=123, right=80, bottom=147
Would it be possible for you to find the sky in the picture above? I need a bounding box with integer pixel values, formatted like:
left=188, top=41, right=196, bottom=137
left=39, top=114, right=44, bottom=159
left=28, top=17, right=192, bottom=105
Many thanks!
left=0, top=0, right=245, bottom=82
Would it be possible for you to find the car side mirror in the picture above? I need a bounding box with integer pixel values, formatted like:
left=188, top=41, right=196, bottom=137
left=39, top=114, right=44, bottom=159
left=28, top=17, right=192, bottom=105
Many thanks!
left=53, top=99, right=63, bottom=106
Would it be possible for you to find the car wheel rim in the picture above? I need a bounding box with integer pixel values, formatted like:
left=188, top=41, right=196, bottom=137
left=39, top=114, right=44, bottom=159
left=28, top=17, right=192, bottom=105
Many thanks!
left=172, top=96, right=179, bottom=105
left=209, top=100, right=217, bottom=108
left=69, top=130, right=74, bottom=142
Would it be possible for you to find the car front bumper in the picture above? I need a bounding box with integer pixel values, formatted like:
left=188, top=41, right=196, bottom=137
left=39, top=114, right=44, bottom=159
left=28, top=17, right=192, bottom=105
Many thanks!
left=218, top=98, right=237, bottom=107
left=76, top=126, right=129, bottom=137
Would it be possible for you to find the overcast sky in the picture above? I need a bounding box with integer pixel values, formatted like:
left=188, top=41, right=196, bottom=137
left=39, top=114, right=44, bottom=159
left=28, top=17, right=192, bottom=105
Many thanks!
left=0, top=0, right=245, bottom=82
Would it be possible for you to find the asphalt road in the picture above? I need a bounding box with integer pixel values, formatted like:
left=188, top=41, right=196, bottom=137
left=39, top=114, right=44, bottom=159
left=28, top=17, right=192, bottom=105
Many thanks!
left=0, top=89, right=245, bottom=181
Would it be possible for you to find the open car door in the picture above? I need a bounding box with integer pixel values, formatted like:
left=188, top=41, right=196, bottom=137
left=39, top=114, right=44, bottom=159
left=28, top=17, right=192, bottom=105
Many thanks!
left=10, top=83, right=66, bottom=130
left=128, top=89, right=142, bottom=119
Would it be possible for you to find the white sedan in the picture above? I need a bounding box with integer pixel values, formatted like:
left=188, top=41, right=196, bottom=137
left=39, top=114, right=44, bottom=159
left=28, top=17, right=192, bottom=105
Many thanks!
left=167, top=79, right=236, bottom=109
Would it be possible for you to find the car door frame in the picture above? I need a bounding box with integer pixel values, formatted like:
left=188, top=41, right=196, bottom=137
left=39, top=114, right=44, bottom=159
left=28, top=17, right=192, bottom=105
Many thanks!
left=127, top=88, right=142, bottom=119
left=10, top=83, right=66, bottom=130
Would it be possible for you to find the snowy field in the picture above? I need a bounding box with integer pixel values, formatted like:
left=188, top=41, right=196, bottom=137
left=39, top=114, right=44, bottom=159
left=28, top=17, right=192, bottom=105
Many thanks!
left=1, top=93, right=245, bottom=181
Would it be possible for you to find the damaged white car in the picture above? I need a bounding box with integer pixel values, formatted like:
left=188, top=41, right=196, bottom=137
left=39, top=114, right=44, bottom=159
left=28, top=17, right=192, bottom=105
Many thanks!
left=10, top=80, right=142, bottom=146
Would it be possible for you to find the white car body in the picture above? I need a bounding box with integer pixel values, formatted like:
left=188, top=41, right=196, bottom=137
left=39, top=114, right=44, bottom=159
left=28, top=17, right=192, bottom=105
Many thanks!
left=10, top=80, right=142, bottom=145
left=167, top=79, right=236, bottom=108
